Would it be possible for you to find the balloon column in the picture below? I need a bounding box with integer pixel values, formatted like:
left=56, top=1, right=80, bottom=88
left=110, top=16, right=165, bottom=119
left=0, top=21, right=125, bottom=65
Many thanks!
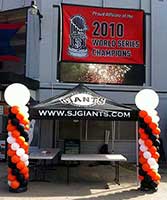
left=135, top=89, right=161, bottom=192
left=4, top=83, right=30, bottom=193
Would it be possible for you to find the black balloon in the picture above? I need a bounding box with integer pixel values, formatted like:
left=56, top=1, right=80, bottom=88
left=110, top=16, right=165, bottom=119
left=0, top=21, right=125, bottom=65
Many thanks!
left=139, top=117, right=144, bottom=124
left=20, top=180, right=28, bottom=187
left=145, top=127, right=152, bottom=136
left=17, top=174, right=25, bottom=183
left=154, top=139, right=160, bottom=147
left=17, top=124, right=24, bottom=133
left=24, top=138, right=29, bottom=142
left=8, top=113, right=16, bottom=120
left=139, top=169, right=146, bottom=176
left=149, top=134, right=157, bottom=142
left=150, top=181, right=158, bottom=188
left=12, top=169, right=20, bottom=176
left=144, top=175, right=152, bottom=183
left=24, top=131, right=29, bottom=137
left=11, top=119, right=19, bottom=126
left=8, top=161, right=17, bottom=169
left=139, top=122, right=147, bottom=129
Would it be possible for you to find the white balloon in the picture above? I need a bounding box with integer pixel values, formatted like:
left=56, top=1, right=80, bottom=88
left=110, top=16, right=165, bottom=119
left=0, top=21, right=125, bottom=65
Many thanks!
left=8, top=181, right=11, bottom=186
left=20, top=154, right=29, bottom=162
left=148, top=158, right=157, bottom=166
left=11, top=143, right=20, bottom=151
left=152, top=115, right=160, bottom=124
left=139, top=138, right=145, bottom=145
left=135, top=89, right=159, bottom=111
left=140, top=144, right=148, bottom=152
left=147, top=109, right=158, bottom=117
left=24, top=113, right=30, bottom=119
left=143, top=151, right=151, bottom=159
left=16, top=148, right=25, bottom=157
left=25, top=160, right=29, bottom=166
left=150, top=163, right=159, bottom=170
left=7, top=136, right=16, bottom=144
left=4, top=83, right=30, bottom=106
left=8, top=132, right=12, bottom=137
left=20, top=106, right=29, bottom=113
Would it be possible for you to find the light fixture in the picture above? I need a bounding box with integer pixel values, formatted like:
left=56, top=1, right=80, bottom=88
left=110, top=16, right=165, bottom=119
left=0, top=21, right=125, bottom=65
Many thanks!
left=30, top=0, right=43, bottom=40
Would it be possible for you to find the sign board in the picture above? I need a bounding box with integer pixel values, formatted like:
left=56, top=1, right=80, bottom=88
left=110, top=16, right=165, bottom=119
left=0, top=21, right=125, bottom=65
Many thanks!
left=61, top=4, right=144, bottom=64
left=60, top=93, right=106, bottom=107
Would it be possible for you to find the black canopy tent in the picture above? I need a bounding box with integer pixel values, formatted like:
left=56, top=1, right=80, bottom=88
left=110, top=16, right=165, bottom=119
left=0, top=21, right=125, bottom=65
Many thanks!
left=30, top=84, right=139, bottom=183
left=30, top=84, right=138, bottom=121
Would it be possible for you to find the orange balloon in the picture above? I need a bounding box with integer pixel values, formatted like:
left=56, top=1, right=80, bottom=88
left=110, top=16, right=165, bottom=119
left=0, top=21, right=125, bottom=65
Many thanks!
left=140, top=132, right=149, bottom=140
left=8, top=168, right=12, bottom=174
left=16, top=161, right=25, bottom=170
left=25, top=125, right=30, bottom=131
left=139, top=151, right=143, bottom=157
left=145, top=139, right=153, bottom=148
left=25, top=148, right=29, bottom=154
left=11, top=155, right=20, bottom=164
left=139, top=110, right=148, bottom=118
left=10, top=180, right=20, bottom=189
left=8, top=174, right=16, bottom=181
left=22, top=142, right=29, bottom=150
left=155, top=180, right=160, bottom=185
left=153, top=128, right=161, bottom=135
left=148, top=170, right=156, bottom=178
left=149, top=122, right=157, bottom=130
left=139, top=156, right=147, bottom=164
left=152, top=152, right=160, bottom=159
left=7, top=149, right=16, bottom=157
left=11, top=130, right=20, bottom=138
left=24, top=172, right=29, bottom=180
left=11, top=106, right=20, bottom=114
left=16, top=136, right=25, bottom=146
left=21, top=118, right=29, bottom=125
left=144, top=116, right=152, bottom=124
left=150, top=146, right=157, bottom=154
left=16, top=112, right=24, bottom=121
left=138, top=175, right=144, bottom=181
left=155, top=173, right=161, bottom=181
left=139, top=128, right=145, bottom=135
left=20, top=166, right=29, bottom=175
left=7, top=124, right=16, bottom=132
left=142, top=163, right=150, bottom=172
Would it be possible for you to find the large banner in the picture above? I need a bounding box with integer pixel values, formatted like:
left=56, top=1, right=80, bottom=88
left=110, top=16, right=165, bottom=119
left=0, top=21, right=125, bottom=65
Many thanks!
left=61, top=4, right=144, bottom=65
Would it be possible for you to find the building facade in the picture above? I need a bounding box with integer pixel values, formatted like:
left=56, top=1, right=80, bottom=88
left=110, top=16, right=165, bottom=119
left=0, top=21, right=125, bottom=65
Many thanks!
left=0, top=0, right=167, bottom=162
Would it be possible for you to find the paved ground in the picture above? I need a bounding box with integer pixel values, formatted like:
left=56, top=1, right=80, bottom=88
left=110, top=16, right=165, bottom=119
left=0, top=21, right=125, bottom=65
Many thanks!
left=0, top=162, right=167, bottom=200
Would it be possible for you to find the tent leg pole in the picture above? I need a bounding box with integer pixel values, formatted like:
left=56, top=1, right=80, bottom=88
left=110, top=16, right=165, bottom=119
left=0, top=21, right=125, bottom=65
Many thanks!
left=52, top=120, right=56, bottom=148
left=136, top=121, right=139, bottom=186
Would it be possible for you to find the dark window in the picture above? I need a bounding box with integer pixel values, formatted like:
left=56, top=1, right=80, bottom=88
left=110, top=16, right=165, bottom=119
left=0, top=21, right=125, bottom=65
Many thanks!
left=59, top=120, right=81, bottom=140
left=116, top=121, right=136, bottom=140
left=87, top=120, right=112, bottom=140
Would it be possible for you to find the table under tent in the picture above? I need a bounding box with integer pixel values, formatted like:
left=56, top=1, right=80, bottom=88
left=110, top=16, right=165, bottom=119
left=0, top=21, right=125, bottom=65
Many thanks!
left=30, top=84, right=139, bottom=183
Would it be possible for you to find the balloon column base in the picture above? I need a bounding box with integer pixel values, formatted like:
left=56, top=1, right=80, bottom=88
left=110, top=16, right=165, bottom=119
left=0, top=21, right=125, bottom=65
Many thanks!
left=9, top=186, right=27, bottom=193
left=139, top=186, right=158, bottom=193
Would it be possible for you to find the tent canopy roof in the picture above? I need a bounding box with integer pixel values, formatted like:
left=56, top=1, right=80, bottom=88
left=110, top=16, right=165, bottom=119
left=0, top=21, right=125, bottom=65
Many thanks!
left=30, top=84, right=138, bottom=120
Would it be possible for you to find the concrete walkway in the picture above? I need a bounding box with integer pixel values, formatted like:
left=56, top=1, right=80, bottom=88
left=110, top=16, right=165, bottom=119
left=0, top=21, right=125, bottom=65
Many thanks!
left=0, top=162, right=167, bottom=200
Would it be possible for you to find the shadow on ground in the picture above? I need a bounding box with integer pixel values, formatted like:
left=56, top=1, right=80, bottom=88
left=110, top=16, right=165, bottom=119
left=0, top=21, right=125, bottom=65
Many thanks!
left=0, top=162, right=167, bottom=200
